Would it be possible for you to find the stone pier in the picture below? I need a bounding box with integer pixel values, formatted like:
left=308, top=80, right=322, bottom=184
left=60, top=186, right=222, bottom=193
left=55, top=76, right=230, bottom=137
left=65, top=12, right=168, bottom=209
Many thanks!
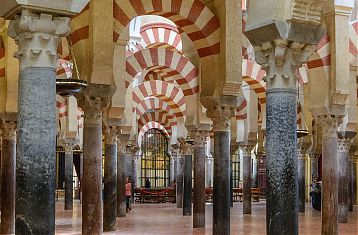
left=0, top=117, right=16, bottom=234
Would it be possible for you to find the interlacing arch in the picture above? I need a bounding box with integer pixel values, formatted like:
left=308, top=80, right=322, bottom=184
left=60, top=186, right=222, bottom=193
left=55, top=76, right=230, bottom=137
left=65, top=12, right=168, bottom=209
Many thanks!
left=126, top=47, right=199, bottom=95
left=132, top=80, right=186, bottom=118
left=134, top=97, right=177, bottom=121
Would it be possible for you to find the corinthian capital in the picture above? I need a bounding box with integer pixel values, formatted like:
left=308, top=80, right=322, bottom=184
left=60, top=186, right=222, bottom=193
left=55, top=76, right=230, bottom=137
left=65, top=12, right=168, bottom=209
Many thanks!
left=8, top=9, right=70, bottom=69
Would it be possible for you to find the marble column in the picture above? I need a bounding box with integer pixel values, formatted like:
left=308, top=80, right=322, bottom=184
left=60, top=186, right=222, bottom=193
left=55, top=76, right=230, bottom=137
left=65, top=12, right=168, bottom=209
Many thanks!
left=297, top=150, right=306, bottom=213
left=206, top=105, right=234, bottom=235
left=254, top=40, right=313, bottom=235
left=193, top=130, right=208, bottom=227
left=352, top=158, right=357, bottom=206
left=241, top=145, right=254, bottom=214
left=176, top=154, right=184, bottom=208
left=117, top=134, right=129, bottom=217
left=320, top=116, right=339, bottom=235
left=205, top=156, right=213, bottom=187
left=183, top=151, right=193, bottom=216
left=170, top=156, right=176, bottom=186
left=310, top=153, right=320, bottom=181
left=337, top=136, right=350, bottom=223
left=103, top=126, right=119, bottom=231
left=61, top=140, right=76, bottom=211
left=81, top=85, right=114, bottom=234
left=0, top=119, right=16, bottom=234
left=132, top=153, right=139, bottom=189
left=8, top=10, right=70, bottom=234
left=229, top=145, right=238, bottom=208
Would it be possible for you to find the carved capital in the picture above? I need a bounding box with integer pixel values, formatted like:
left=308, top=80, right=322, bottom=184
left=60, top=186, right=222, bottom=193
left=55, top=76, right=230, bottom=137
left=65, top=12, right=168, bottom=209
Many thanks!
left=206, top=105, right=234, bottom=132
left=309, top=153, right=321, bottom=160
left=255, top=40, right=315, bottom=85
left=8, top=9, right=70, bottom=69
left=337, top=137, right=351, bottom=153
left=194, top=130, right=209, bottom=148
left=179, top=142, right=193, bottom=156
left=0, top=120, right=17, bottom=140
left=117, top=134, right=130, bottom=153
left=103, top=125, right=120, bottom=145
left=240, top=145, right=255, bottom=156
left=316, top=115, right=341, bottom=139
left=298, top=150, right=307, bottom=160
left=58, top=138, right=77, bottom=155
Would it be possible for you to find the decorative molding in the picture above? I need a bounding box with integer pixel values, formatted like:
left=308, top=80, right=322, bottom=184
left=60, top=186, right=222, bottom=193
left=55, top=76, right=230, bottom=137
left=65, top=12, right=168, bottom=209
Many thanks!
left=194, top=130, right=209, bottom=148
left=337, top=137, right=351, bottom=153
left=8, top=9, right=70, bottom=69
left=206, top=105, right=234, bottom=132
left=240, top=145, right=255, bottom=156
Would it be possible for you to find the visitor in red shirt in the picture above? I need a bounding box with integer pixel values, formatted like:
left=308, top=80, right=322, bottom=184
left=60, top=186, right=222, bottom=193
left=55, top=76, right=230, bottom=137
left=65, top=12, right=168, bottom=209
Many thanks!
left=125, top=177, right=132, bottom=213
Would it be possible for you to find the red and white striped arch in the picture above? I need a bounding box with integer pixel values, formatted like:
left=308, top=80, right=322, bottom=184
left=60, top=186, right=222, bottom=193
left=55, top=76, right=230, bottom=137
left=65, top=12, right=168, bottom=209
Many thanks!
left=138, top=111, right=176, bottom=134
left=0, top=47, right=5, bottom=77
left=140, top=23, right=182, bottom=52
left=114, top=0, right=220, bottom=58
left=56, top=97, right=84, bottom=130
left=126, top=48, right=199, bottom=95
left=143, top=70, right=163, bottom=82
left=236, top=98, right=247, bottom=120
left=138, top=122, right=170, bottom=145
left=242, top=59, right=266, bottom=105
left=135, top=97, right=174, bottom=119
left=132, top=80, right=186, bottom=118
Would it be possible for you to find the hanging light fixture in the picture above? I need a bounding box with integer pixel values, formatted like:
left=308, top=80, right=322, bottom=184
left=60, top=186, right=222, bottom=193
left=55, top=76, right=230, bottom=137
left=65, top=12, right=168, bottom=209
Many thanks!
left=56, top=37, right=87, bottom=96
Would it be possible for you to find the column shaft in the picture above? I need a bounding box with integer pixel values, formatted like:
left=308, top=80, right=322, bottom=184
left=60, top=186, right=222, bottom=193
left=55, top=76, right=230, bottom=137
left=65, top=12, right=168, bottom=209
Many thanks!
left=321, top=121, right=338, bottom=235
left=311, top=155, right=319, bottom=180
left=64, top=152, right=74, bottom=210
left=117, top=150, right=126, bottom=217
left=266, top=89, right=298, bottom=235
left=298, top=155, right=306, bottom=213
left=213, top=131, right=230, bottom=235
left=1, top=135, right=16, bottom=234
left=104, top=143, right=117, bottom=231
left=193, top=145, right=206, bottom=227
left=183, top=155, right=192, bottom=216
left=82, top=117, right=103, bottom=234
left=337, top=138, right=349, bottom=223
left=348, top=158, right=354, bottom=212
left=17, top=68, right=57, bottom=234
left=243, top=151, right=252, bottom=214
left=176, top=156, right=184, bottom=208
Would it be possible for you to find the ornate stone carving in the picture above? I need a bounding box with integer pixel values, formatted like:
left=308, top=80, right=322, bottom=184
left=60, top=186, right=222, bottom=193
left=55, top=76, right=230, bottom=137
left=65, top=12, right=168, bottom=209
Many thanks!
left=240, top=145, right=255, bottom=156
left=337, top=137, right=351, bottom=153
left=194, top=130, right=209, bottom=148
left=8, top=9, right=70, bottom=69
left=179, top=142, right=193, bottom=156
left=297, top=150, right=307, bottom=160
left=290, top=0, right=325, bottom=24
left=255, top=39, right=315, bottom=82
left=0, top=120, right=17, bottom=140
left=117, top=134, right=130, bottom=154
left=58, top=138, right=77, bottom=155
left=206, top=105, right=234, bottom=132
left=316, top=115, right=341, bottom=139
left=103, top=125, right=120, bottom=145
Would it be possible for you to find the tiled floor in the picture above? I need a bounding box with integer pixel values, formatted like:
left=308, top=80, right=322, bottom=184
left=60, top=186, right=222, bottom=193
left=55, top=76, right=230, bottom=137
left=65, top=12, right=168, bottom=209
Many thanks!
left=55, top=200, right=358, bottom=234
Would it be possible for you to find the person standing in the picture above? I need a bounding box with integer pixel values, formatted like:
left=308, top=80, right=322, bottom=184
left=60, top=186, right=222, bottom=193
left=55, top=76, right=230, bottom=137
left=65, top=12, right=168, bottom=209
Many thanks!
left=126, top=177, right=132, bottom=213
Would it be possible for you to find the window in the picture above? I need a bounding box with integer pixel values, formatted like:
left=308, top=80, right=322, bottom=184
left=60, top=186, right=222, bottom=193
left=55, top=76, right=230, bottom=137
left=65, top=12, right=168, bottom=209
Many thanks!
left=141, top=129, right=170, bottom=188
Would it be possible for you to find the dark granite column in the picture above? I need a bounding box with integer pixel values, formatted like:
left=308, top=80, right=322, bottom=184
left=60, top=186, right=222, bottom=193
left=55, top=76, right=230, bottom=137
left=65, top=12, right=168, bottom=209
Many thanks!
left=183, top=152, right=193, bottom=216
left=241, top=145, right=254, bottom=214
left=176, top=154, right=184, bottom=208
left=62, top=140, right=75, bottom=211
left=206, top=105, right=234, bottom=235
left=117, top=134, right=129, bottom=217
left=337, top=136, right=350, bottom=223
left=80, top=85, right=115, bottom=234
left=103, top=127, right=119, bottom=231
left=8, top=11, right=70, bottom=234
left=320, top=117, right=339, bottom=235
left=297, top=150, right=306, bottom=213
left=193, top=130, right=208, bottom=227
left=206, top=157, right=213, bottom=187
left=0, top=118, right=16, bottom=234
left=256, top=41, right=304, bottom=235
left=353, top=159, right=357, bottom=206
left=348, top=155, right=354, bottom=212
